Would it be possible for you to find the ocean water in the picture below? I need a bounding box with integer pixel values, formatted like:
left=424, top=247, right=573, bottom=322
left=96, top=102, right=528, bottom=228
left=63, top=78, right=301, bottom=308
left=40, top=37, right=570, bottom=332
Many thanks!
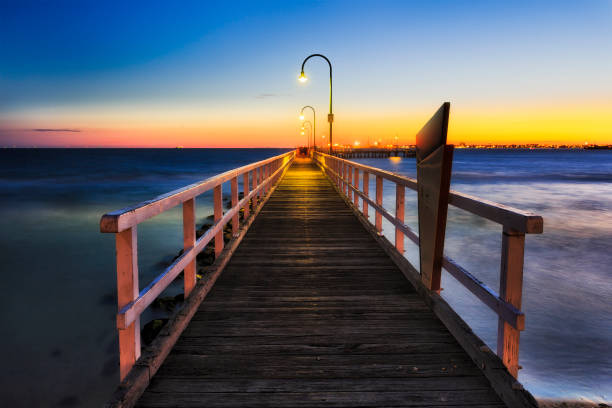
left=0, top=148, right=609, bottom=406
left=353, top=149, right=612, bottom=403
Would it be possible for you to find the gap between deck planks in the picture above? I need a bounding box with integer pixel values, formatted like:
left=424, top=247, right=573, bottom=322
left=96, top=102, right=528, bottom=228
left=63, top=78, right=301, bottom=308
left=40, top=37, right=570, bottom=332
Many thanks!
left=135, top=161, right=506, bottom=408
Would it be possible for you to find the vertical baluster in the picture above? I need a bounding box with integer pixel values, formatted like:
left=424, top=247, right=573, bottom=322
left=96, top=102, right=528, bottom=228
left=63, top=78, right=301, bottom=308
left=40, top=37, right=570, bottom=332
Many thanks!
left=353, top=168, right=359, bottom=207
left=256, top=167, right=261, bottom=201
left=348, top=165, right=353, bottom=201
left=344, top=163, right=349, bottom=196
left=214, top=184, right=224, bottom=256
left=116, top=227, right=140, bottom=380
left=255, top=167, right=259, bottom=203
left=183, top=199, right=196, bottom=297
left=363, top=172, right=369, bottom=217
left=243, top=171, right=250, bottom=219
left=497, top=227, right=525, bottom=378
left=395, top=184, right=405, bottom=253
left=376, top=176, right=383, bottom=234
left=231, top=177, right=239, bottom=236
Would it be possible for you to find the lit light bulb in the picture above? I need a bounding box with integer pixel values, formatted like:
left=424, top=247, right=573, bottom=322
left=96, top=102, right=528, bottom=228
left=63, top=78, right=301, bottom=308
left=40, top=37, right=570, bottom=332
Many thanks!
left=298, top=72, right=308, bottom=82
left=299, top=114, right=304, bottom=120
left=301, top=131, right=305, bottom=135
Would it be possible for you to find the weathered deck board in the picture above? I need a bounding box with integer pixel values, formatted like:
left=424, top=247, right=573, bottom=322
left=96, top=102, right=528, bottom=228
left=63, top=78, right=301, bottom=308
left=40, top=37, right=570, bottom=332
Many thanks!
left=136, top=161, right=505, bottom=407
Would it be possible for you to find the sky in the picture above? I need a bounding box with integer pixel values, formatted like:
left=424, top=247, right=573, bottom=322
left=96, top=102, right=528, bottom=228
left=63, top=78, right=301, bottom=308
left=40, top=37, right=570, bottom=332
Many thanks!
left=1, top=0, right=611, bottom=147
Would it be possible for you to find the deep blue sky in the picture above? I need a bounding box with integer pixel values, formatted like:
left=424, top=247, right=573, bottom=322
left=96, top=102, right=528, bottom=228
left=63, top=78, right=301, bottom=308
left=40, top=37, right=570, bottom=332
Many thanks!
left=1, top=0, right=611, bottom=146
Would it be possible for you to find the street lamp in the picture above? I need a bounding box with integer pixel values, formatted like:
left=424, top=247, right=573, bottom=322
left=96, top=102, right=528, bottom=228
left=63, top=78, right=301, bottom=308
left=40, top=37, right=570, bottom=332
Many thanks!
left=302, top=120, right=313, bottom=150
left=299, top=105, right=316, bottom=150
left=298, top=54, right=333, bottom=154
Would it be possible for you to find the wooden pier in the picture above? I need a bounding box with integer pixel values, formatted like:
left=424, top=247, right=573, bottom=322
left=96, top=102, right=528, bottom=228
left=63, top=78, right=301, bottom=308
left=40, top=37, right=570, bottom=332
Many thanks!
left=101, top=106, right=543, bottom=408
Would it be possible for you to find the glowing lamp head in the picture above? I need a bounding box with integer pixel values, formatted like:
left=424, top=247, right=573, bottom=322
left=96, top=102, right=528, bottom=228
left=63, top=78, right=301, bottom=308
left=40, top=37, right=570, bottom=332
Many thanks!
left=301, top=131, right=305, bottom=135
left=299, top=114, right=305, bottom=120
left=298, top=71, right=308, bottom=83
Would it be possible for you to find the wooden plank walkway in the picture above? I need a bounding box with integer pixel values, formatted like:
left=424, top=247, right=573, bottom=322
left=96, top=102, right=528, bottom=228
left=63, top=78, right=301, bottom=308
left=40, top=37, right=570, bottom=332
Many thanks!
left=136, top=161, right=506, bottom=407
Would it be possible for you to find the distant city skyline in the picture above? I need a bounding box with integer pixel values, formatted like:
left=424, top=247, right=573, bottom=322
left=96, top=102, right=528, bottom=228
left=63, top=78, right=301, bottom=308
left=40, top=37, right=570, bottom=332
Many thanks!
left=1, top=1, right=611, bottom=147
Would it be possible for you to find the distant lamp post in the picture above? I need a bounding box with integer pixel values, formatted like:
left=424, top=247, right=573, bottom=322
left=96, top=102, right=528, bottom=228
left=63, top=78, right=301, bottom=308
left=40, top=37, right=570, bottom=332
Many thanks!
left=298, top=54, right=333, bottom=154
left=302, top=120, right=313, bottom=150
left=300, top=106, right=316, bottom=150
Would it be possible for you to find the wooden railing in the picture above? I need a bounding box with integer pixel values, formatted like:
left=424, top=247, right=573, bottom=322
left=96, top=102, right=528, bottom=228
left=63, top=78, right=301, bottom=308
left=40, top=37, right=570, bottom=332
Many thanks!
left=100, top=150, right=295, bottom=379
left=314, top=151, right=543, bottom=378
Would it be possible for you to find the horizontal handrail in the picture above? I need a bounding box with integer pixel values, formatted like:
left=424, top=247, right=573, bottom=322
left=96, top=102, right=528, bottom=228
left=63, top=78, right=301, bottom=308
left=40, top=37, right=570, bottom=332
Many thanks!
left=116, top=162, right=288, bottom=329
left=100, top=151, right=296, bottom=233
left=101, top=150, right=296, bottom=380
left=314, top=150, right=541, bottom=378
left=335, top=168, right=525, bottom=329
left=318, top=153, right=542, bottom=233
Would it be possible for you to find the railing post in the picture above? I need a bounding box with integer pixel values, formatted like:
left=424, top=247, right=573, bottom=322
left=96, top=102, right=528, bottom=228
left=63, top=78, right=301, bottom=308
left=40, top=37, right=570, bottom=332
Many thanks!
left=497, top=227, right=525, bottom=378
left=116, top=227, right=140, bottom=380
left=376, top=176, right=383, bottom=234
left=334, top=160, right=339, bottom=186
left=395, top=184, right=405, bottom=253
left=214, top=184, right=224, bottom=256
left=353, top=168, right=359, bottom=207
left=348, top=165, right=353, bottom=202
left=363, top=171, right=369, bottom=217
left=263, top=164, right=269, bottom=194
left=256, top=167, right=261, bottom=203
left=182, top=199, right=196, bottom=297
left=231, top=177, right=239, bottom=236
left=243, top=172, right=250, bottom=219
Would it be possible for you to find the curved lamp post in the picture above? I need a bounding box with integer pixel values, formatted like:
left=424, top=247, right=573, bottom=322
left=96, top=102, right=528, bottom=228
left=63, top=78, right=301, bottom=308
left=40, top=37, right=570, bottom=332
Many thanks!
left=299, top=105, right=316, bottom=150
left=298, top=54, right=333, bottom=154
left=301, top=120, right=313, bottom=150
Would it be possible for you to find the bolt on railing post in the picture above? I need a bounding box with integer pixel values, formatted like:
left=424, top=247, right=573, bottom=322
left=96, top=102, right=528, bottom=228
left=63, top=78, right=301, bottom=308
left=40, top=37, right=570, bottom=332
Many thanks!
left=214, top=184, right=224, bottom=256
left=497, top=226, right=526, bottom=378
left=243, top=172, right=250, bottom=219
left=182, top=199, right=196, bottom=297
left=362, top=172, right=369, bottom=218
left=353, top=168, right=359, bottom=207
left=395, top=184, right=405, bottom=253
left=231, top=177, right=239, bottom=236
left=115, top=226, right=140, bottom=380
left=375, top=176, right=383, bottom=234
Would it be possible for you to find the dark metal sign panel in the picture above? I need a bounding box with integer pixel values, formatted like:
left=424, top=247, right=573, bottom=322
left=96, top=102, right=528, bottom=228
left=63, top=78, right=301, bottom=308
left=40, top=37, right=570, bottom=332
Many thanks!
left=416, top=102, right=453, bottom=292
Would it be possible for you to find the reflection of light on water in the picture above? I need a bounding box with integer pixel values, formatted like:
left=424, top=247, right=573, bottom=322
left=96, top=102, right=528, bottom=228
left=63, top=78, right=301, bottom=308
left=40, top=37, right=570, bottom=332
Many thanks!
left=389, top=156, right=402, bottom=164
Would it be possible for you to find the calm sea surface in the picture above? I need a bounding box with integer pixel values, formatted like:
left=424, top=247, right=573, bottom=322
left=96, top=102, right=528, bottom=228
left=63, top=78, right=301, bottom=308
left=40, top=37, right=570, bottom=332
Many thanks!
left=0, top=148, right=610, bottom=406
